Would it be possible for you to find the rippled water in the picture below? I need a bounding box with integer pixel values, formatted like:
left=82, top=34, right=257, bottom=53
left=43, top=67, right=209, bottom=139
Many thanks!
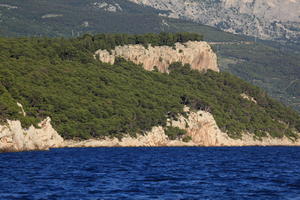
left=0, top=147, right=300, bottom=199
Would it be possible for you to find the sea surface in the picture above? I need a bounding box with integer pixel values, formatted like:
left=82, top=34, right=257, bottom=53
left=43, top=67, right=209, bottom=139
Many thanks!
left=0, top=147, right=300, bottom=200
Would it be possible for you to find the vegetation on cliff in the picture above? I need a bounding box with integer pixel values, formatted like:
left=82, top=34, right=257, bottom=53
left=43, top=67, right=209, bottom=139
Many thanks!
left=0, top=33, right=299, bottom=140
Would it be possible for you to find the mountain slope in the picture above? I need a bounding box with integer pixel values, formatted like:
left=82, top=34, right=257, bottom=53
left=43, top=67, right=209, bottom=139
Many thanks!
left=1, top=33, right=300, bottom=141
left=0, top=0, right=299, bottom=113
left=129, top=0, right=300, bottom=43
left=0, top=0, right=166, bottom=36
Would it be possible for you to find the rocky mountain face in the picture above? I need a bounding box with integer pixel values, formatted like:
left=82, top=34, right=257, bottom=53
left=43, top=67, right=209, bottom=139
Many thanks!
left=95, top=41, right=219, bottom=73
left=129, top=0, right=300, bottom=42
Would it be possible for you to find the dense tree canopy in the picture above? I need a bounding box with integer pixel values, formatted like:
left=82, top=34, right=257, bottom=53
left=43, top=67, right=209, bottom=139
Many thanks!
left=0, top=33, right=299, bottom=140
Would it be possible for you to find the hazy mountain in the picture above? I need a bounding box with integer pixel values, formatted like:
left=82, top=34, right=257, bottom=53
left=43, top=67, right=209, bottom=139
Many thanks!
left=0, top=0, right=166, bottom=36
left=129, top=0, right=300, bottom=43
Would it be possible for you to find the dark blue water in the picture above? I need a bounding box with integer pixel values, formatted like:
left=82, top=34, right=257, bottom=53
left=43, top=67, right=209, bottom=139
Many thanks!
left=0, top=147, right=300, bottom=200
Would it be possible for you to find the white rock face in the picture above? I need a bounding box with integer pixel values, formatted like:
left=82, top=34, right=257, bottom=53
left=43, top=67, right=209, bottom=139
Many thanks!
left=129, top=0, right=300, bottom=42
left=170, top=108, right=300, bottom=146
left=95, top=41, right=219, bottom=73
left=41, top=14, right=63, bottom=19
left=0, top=117, right=64, bottom=152
left=0, top=4, right=18, bottom=9
left=240, top=93, right=257, bottom=104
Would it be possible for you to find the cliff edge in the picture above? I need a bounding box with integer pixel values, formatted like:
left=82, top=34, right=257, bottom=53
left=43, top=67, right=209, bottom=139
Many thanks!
left=94, top=41, right=219, bottom=73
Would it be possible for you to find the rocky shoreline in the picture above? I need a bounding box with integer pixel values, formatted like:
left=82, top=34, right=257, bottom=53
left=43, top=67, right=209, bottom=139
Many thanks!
left=1, top=108, right=300, bottom=153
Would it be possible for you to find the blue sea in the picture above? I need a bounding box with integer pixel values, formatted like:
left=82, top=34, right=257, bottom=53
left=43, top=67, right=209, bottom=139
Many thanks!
left=0, top=147, right=300, bottom=200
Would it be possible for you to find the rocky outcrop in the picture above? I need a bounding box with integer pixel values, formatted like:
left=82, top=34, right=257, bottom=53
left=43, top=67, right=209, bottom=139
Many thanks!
left=169, top=107, right=300, bottom=146
left=94, top=41, right=219, bottom=73
left=0, top=117, right=64, bottom=152
left=91, top=2, right=123, bottom=12
left=240, top=93, right=257, bottom=104
left=129, top=0, right=300, bottom=42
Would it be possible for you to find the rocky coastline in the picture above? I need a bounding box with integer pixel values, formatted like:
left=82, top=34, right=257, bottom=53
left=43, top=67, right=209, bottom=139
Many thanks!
left=1, top=108, right=299, bottom=153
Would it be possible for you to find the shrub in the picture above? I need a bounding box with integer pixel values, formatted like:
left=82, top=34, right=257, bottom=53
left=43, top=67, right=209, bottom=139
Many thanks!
left=165, top=126, right=187, bottom=140
left=182, top=135, right=192, bottom=143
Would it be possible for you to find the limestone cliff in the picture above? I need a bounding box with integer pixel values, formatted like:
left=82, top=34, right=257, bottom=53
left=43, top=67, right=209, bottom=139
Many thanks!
left=169, top=107, right=300, bottom=146
left=0, top=117, right=64, bottom=152
left=94, top=41, right=219, bottom=73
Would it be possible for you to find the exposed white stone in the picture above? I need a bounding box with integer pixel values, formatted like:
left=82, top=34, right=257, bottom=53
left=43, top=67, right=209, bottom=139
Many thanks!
left=17, top=102, right=26, bottom=116
left=92, top=2, right=122, bottom=12
left=82, top=21, right=89, bottom=27
left=0, top=4, right=18, bottom=9
left=41, top=14, right=63, bottom=19
left=240, top=93, right=257, bottom=104
left=95, top=41, right=219, bottom=73
left=0, top=117, right=64, bottom=152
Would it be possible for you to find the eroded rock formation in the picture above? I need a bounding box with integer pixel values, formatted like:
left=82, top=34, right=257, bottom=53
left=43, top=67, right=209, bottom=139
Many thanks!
left=94, top=41, right=219, bottom=73
left=0, top=117, right=64, bottom=152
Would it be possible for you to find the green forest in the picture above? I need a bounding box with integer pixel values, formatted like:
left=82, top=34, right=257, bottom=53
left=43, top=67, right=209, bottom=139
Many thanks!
left=0, top=33, right=299, bottom=140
